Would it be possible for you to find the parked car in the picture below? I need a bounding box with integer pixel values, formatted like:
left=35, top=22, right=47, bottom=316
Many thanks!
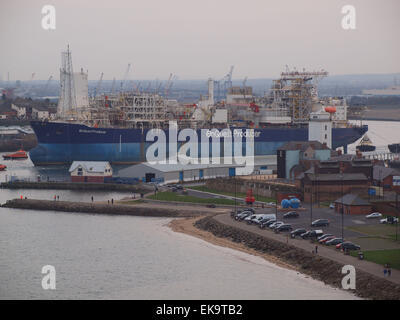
left=242, top=208, right=256, bottom=214
left=340, top=242, right=361, bottom=251
left=301, top=230, right=324, bottom=239
left=329, top=203, right=335, bottom=209
left=311, top=219, right=330, bottom=227
left=254, top=214, right=276, bottom=225
left=235, top=211, right=252, bottom=221
left=318, top=236, right=336, bottom=244
left=269, top=221, right=284, bottom=229
left=325, top=238, right=343, bottom=246
left=291, top=228, right=307, bottom=238
left=275, top=224, right=292, bottom=232
left=283, top=211, right=299, bottom=219
left=380, top=217, right=399, bottom=224
left=245, top=214, right=265, bottom=224
left=317, top=234, right=333, bottom=241
left=366, top=212, right=382, bottom=219
left=259, top=219, right=276, bottom=229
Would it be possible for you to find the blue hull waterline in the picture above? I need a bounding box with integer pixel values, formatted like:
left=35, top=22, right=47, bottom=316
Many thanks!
left=29, top=121, right=368, bottom=165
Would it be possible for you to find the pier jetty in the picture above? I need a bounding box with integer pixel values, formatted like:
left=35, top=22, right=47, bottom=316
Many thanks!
left=0, top=181, right=150, bottom=193
left=1, top=198, right=215, bottom=217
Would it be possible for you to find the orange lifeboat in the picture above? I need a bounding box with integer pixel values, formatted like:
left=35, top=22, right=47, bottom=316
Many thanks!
left=325, top=106, right=336, bottom=114
left=3, top=149, right=28, bottom=160
left=0, top=164, right=6, bottom=171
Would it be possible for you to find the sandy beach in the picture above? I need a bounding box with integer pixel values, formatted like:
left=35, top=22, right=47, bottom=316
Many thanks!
left=169, top=216, right=297, bottom=271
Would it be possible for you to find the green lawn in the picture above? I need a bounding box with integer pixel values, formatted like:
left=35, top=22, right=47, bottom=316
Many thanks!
left=350, top=249, right=400, bottom=270
left=189, top=185, right=276, bottom=203
left=347, top=224, right=399, bottom=239
left=148, top=191, right=237, bottom=205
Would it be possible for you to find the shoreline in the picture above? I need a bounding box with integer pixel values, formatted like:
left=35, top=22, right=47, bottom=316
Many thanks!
left=169, top=216, right=296, bottom=271
left=169, top=215, right=400, bottom=300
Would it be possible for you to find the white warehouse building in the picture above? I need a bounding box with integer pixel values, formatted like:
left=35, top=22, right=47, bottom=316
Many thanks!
left=118, top=156, right=276, bottom=184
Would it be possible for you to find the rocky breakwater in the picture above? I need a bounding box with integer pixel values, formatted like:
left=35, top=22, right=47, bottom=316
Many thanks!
left=2, top=199, right=212, bottom=218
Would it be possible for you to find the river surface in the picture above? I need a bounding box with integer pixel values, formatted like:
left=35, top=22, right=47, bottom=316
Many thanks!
left=4, top=120, right=397, bottom=299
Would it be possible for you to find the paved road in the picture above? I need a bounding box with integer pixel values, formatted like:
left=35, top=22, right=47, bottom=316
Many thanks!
left=215, top=213, right=400, bottom=285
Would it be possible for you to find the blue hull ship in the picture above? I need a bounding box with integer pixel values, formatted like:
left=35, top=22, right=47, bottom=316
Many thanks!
left=29, top=121, right=368, bottom=165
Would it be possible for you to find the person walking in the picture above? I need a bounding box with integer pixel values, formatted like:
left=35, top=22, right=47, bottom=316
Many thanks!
left=111, top=198, right=114, bottom=205
left=315, top=245, right=318, bottom=254
left=91, top=196, right=94, bottom=203
left=387, top=264, right=391, bottom=277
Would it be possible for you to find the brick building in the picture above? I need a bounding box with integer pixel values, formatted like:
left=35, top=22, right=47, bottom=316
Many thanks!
left=373, top=166, right=400, bottom=192
left=300, top=172, right=370, bottom=203
left=316, top=157, right=374, bottom=181
left=334, top=194, right=372, bottom=215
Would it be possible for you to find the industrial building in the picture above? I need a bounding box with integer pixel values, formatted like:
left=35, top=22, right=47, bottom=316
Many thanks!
left=118, top=156, right=276, bottom=184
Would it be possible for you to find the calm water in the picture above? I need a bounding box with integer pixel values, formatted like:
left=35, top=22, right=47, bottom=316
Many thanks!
left=348, top=120, right=400, bottom=154
left=4, top=121, right=397, bottom=299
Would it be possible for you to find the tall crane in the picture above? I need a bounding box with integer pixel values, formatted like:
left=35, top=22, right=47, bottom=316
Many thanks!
left=242, top=76, right=248, bottom=99
left=120, top=63, right=131, bottom=92
left=24, top=72, right=36, bottom=97
left=164, top=73, right=173, bottom=98
left=111, top=77, right=116, bottom=94
left=44, top=75, right=53, bottom=92
left=94, top=72, right=104, bottom=98
left=216, top=66, right=234, bottom=100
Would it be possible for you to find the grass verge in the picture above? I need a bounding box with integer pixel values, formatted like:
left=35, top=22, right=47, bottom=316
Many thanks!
left=148, top=191, right=237, bottom=205
left=350, top=249, right=400, bottom=270
left=188, top=185, right=276, bottom=203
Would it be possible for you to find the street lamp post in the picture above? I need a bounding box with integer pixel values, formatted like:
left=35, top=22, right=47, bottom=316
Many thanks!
left=396, top=191, right=399, bottom=241
left=341, top=173, right=344, bottom=242
left=310, top=179, right=313, bottom=226
left=234, top=174, right=237, bottom=213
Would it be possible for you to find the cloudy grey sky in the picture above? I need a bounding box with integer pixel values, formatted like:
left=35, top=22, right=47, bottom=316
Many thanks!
left=0, top=0, right=399, bottom=81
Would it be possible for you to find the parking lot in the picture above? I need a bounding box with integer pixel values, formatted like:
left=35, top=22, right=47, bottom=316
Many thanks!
left=231, top=204, right=400, bottom=250
left=180, top=184, right=399, bottom=252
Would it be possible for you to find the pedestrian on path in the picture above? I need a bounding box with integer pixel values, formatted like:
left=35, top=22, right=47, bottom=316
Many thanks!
left=54, top=195, right=56, bottom=201
left=91, top=196, right=94, bottom=203
left=111, top=198, right=114, bottom=205
left=315, top=245, right=318, bottom=254
left=57, top=195, right=59, bottom=201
